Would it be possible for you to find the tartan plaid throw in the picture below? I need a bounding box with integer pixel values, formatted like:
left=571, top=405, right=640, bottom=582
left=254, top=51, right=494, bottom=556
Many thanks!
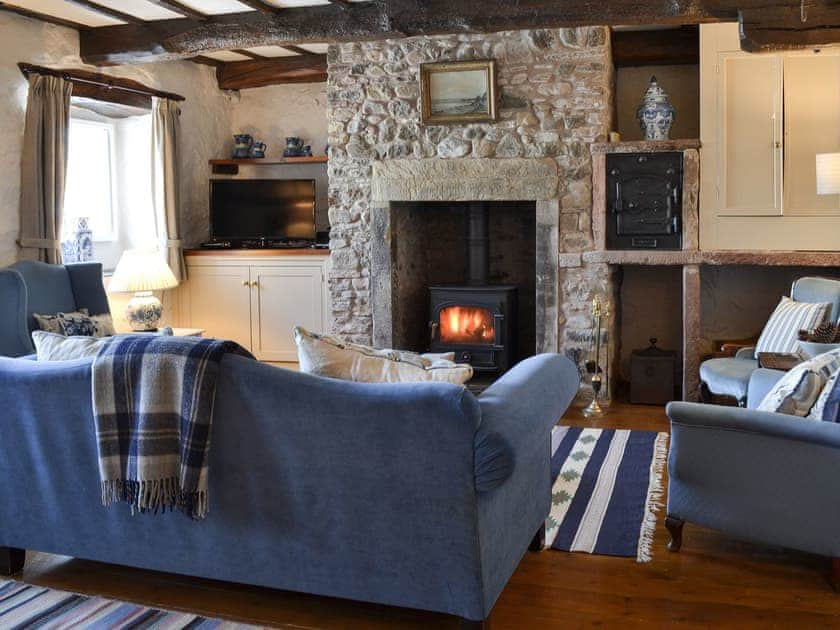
left=92, top=334, right=254, bottom=519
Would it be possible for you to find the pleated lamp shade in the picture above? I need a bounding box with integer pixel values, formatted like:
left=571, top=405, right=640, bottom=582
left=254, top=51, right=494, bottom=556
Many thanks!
left=816, top=153, right=840, bottom=195
left=109, top=249, right=178, bottom=293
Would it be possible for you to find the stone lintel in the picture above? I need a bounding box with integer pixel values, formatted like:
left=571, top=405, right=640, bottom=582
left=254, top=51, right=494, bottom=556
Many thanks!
left=371, top=158, right=559, bottom=204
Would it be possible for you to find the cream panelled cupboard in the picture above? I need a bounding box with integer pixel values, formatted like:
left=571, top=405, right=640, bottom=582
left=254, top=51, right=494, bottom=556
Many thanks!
left=700, top=23, right=840, bottom=250
left=180, top=253, right=330, bottom=362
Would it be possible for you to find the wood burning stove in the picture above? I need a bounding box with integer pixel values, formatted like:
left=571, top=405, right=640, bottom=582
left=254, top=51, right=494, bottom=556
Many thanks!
left=606, top=152, right=682, bottom=250
left=428, top=202, right=518, bottom=375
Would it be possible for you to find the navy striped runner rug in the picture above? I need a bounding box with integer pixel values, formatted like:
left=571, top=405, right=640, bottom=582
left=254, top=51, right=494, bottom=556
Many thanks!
left=546, top=426, right=668, bottom=562
left=0, top=580, right=262, bottom=629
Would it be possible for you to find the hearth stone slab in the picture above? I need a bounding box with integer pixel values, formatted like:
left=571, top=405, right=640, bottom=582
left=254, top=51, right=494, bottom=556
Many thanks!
left=371, top=158, right=559, bottom=204
left=590, top=140, right=701, bottom=154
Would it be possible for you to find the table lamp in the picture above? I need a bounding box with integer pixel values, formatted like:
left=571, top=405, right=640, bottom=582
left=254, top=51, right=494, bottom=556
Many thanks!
left=816, top=152, right=840, bottom=195
left=109, top=249, right=178, bottom=331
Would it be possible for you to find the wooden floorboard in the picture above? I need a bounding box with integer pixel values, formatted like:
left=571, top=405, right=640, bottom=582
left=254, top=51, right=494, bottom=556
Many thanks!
left=15, top=401, right=840, bottom=628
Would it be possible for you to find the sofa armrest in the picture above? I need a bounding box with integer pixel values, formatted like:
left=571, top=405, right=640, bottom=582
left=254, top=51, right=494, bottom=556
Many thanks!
left=667, top=401, right=840, bottom=449
left=476, top=354, right=579, bottom=488
left=735, top=346, right=756, bottom=360
left=746, top=368, right=785, bottom=409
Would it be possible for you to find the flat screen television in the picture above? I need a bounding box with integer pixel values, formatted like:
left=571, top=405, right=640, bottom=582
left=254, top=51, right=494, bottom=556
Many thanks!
left=210, top=179, right=316, bottom=240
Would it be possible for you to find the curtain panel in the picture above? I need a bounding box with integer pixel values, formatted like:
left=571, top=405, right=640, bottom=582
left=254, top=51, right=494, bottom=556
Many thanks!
left=18, top=74, right=72, bottom=264
left=151, top=97, right=186, bottom=283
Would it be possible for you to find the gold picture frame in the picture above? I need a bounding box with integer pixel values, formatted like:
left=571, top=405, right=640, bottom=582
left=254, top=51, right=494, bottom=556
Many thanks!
left=420, top=60, right=498, bottom=125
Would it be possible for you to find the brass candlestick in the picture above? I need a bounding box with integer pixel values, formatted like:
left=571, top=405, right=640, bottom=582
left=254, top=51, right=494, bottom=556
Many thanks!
left=583, top=296, right=607, bottom=418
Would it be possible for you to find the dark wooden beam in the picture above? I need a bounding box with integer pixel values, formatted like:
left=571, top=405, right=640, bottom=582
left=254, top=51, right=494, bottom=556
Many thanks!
left=739, top=5, right=840, bottom=51
left=78, top=0, right=840, bottom=65
left=145, top=0, right=207, bottom=20
left=232, top=48, right=265, bottom=59
left=64, top=0, right=142, bottom=24
left=611, top=26, right=699, bottom=67
left=215, top=54, right=327, bottom=89
left=191, top=55, right=222, bottom=67
left=281, top=45, right=316, bottom=55
left=0, top=2, right=86, bottom=29
left=235, top=0, right=278, bottom=12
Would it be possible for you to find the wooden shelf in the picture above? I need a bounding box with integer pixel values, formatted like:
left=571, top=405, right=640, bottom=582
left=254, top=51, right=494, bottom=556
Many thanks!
left=583, top=249, right=840, bottom=267
left=210, top=156, right=327, bottom=174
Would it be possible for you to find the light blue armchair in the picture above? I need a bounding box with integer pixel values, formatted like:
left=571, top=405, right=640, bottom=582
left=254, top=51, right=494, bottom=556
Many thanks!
left=0, top=260, right=110, bottom=357
left=699, top=276, right=840, bottom=407
left=667, top=367, right=840, bottom=580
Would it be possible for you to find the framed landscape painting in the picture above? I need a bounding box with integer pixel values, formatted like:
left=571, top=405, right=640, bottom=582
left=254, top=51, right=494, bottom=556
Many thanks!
left=420, top=60, right=498, bottom=125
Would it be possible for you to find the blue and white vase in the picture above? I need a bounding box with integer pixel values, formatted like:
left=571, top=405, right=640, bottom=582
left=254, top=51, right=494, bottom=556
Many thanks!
left=636, top=76, right=675, bottom=141
left=61, top=217, right=94, bottom=263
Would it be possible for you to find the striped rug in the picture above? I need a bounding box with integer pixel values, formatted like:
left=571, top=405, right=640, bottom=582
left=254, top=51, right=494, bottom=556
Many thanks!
left=0, top=579, right=262, bottom=629
left=546, top=426, right=668, bottom=563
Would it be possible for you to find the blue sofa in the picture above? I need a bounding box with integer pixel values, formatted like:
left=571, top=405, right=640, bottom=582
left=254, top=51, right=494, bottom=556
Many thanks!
left=666, top=367, right=840, bottom=571
left=0, top=349, right=579, bottom=627
left=0, top=260, right=110, bottom=357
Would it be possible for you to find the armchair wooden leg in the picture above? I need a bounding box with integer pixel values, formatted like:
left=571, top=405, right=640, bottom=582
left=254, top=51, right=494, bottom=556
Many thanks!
left=0, top=547, right=25, bottom=576
left=699, top=382, right=712, bottom=404
left=665, top=516, right=684, bottom=552
left=529, top=523, right=545, bottom=552
left=830, top=558, right=840, bottom=591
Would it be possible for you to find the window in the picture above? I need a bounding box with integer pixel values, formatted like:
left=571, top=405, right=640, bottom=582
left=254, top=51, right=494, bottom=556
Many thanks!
left=63, top=118, right=117, bottom=241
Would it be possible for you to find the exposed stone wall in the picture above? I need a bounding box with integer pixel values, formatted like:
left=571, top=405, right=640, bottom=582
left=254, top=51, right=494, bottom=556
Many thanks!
left=327, top=28, right=613, bottom=369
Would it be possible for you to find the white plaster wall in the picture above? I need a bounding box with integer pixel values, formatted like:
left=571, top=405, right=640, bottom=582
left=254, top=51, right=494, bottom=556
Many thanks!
left=230, top=83, right=328, bottom=159
left=0, top=11, right=234, bottom=266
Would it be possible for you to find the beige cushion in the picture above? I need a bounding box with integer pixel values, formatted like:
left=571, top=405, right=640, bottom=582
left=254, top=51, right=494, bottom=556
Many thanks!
left=294, top=326, right=473, bottom=385
left=32, top=331, right=107, bottom=361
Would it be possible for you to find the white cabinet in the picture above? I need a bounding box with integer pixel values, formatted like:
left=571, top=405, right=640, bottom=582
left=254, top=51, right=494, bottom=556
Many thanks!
left=700, top=23, right=840, bottom=250
left=181, top=254, right=330, bottom=362
left=716, top=52, right=783, bottom=216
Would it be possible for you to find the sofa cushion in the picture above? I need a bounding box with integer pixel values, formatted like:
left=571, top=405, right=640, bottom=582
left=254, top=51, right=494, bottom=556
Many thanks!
left=294, top=326, right=473, bottom=385
left=32, top=330, right=107, bottom=361
left=34, top=309, right=115, bottom=338
left=33, top=309, right=89, bottom=334
left=758, top=349, right=840, bottom=416
left=755, top=297, right=831, bottom=355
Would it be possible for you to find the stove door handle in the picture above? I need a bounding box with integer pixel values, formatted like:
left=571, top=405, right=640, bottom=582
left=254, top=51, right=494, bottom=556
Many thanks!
left=429, top=321, right=439, bottom=345
left=493, top=313, right=505, bottom=348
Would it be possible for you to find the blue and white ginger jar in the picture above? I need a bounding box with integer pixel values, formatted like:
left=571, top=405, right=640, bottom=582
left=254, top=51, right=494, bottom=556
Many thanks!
left=636, top=76, right=675, bottom=141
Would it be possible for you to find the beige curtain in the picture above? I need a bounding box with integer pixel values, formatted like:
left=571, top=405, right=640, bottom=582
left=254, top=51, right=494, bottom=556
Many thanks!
left=18, top=74, right=72, bottom=263
left=152, top=96, right=186, bottom=283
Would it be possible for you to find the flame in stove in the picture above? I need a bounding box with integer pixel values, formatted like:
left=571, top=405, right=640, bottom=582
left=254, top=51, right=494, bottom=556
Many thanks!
left=439, top=306, right=495, bottom=344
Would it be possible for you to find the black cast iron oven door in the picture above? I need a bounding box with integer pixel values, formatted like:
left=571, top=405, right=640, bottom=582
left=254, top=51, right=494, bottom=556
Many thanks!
left=606, top=151, right=683, bottom=250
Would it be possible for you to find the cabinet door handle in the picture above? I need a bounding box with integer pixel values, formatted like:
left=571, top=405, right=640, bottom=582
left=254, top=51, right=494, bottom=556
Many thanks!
left=251, top=281, right=259, bottom=288
left=242, top=280, right=249, bottom=286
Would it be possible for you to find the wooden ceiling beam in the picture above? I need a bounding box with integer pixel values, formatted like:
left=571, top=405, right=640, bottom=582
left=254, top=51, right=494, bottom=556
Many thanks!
left=64, top=0, right=143, bottom=24
left=281, top=44, right=315, bottom=55
left=232, top=48, right=265, bottom=59
left=611, top=26, right=699, bottom=67
left=145, top=0, right=208, bottom=20
left=0, top=2, right=86, bottom=29
left=77, top=0, right=840, bottom=65
left=235, top=0, right=278, bottom=12
left=215, top=54, right=327, bottom=89
left=739, top=4, right=840, bottom=51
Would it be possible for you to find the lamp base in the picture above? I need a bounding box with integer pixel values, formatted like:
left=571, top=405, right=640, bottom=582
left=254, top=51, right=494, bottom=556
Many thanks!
left=126, top=292, right=163, bottom=331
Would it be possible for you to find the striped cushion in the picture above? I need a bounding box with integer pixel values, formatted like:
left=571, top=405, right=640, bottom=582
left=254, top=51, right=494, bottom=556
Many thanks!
left=755, top=297, right=831, bottom=355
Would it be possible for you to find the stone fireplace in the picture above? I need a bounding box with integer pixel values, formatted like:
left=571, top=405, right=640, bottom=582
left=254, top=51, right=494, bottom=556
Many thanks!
left=327, top=27, right=616, bottom=392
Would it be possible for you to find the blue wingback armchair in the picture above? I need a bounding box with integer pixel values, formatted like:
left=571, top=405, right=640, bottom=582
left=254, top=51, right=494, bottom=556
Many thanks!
left=699, top=276, right=840, bottom=407
left=0, top=260, right=110, bottom=357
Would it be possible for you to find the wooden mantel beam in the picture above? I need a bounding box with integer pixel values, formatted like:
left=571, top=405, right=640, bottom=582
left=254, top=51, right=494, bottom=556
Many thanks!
left=78, top=0, right=840, bottom=65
